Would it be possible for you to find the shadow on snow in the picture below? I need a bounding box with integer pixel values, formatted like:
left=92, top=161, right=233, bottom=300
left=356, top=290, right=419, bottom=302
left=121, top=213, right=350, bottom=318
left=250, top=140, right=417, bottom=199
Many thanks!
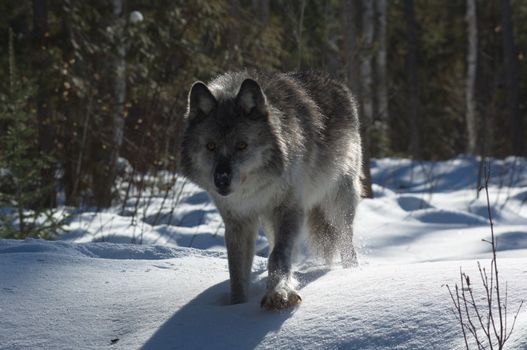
left=140, top=267, right=330, bottom=350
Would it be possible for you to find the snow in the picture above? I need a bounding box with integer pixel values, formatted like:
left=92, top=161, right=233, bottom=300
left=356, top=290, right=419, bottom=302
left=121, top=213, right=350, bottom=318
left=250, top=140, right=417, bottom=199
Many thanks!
left=1, top=156, right=526, bottom=349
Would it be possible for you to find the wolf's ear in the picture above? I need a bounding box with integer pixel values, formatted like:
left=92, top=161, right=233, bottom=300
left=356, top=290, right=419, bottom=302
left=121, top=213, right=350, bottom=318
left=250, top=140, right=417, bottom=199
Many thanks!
left=188, top=81, right=216, bottom=118
left=236, top=79, right=267, bottom=117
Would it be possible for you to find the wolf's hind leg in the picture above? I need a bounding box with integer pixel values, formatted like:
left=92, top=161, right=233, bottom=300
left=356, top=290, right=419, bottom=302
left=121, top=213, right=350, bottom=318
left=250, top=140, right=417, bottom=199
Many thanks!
left=321, top=175, right=360, bottom=268
left=307, top=206, right=339, bottom=265
left=338, top=175, right=360, bottom=267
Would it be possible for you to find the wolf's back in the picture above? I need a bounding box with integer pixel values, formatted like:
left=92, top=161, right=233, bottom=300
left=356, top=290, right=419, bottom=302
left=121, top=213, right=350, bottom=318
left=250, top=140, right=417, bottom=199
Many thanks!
left=279, top=71, right=362, bottom=174
left=286, top=71, right=360, bottom=130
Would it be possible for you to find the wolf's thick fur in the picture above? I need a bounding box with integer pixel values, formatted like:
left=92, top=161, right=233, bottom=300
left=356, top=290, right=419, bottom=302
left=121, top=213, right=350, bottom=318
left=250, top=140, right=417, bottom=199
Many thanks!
left=180, top=71, right=362, bottom=310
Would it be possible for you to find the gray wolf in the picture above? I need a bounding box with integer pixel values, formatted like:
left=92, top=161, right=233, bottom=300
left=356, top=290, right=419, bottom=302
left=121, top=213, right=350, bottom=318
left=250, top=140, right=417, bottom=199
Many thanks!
left=180, top=71, right=362, bottom=310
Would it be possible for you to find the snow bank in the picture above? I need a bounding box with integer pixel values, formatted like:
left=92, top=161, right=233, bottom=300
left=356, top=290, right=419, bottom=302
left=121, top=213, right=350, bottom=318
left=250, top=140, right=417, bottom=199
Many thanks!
left=1, top=156, right=526, bottom=349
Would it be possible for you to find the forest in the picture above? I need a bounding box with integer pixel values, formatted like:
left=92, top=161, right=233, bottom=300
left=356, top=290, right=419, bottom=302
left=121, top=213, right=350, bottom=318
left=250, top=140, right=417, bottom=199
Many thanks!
left=1, top=0, right=526, bottom=238
left=1, top=2, right=527, bottom=348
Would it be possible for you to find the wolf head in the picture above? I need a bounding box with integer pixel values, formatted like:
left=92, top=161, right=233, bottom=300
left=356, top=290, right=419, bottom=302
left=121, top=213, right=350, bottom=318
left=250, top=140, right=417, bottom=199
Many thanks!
left=180, top=77, right=282, bottom=198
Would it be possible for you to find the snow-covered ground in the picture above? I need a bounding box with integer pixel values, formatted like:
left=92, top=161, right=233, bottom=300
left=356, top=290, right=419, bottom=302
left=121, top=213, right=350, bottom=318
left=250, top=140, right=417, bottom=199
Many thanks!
left=1, top=156, right=526, bottom=349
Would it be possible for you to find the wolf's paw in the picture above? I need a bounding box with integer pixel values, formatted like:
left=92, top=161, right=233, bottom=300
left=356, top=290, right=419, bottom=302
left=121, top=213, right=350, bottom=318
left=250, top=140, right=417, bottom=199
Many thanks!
left=342, top=256, right=358, bottom=269
left=341, top=249, right=358, bottom=269
left=260, top=288, right=302, bottom=311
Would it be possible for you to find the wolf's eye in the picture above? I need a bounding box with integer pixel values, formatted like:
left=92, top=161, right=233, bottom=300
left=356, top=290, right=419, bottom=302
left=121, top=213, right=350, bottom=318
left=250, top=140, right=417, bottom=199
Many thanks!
left=206, top=142, right=216, bottom=151
left=236, top=142, right=248, bottom=151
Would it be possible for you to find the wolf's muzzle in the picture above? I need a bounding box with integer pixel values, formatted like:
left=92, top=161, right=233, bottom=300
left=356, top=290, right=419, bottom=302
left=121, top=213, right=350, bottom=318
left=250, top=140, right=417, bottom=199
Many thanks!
left=214, top=162, right=232, bottom=195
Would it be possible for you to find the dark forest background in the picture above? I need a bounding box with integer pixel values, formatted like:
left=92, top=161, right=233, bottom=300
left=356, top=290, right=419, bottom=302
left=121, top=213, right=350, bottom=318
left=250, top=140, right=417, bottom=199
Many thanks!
left=1, top=0, right=526, bottom=237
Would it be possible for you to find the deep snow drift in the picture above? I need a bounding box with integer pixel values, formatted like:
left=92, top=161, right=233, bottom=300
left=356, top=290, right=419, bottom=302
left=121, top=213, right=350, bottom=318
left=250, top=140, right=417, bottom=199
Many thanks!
left=1, top=156, right=526, bottom=349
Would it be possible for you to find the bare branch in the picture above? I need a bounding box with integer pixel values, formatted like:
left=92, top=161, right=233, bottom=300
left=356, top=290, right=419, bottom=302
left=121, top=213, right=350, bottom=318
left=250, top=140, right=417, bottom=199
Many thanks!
left=505, top=300, right=523, bottom=342
left=446, top=160, right=523, bottom=349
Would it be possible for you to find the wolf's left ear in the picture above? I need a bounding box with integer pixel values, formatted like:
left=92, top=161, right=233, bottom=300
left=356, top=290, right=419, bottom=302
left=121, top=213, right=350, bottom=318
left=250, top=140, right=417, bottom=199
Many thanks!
left=236, top=79, right=267, bottom=117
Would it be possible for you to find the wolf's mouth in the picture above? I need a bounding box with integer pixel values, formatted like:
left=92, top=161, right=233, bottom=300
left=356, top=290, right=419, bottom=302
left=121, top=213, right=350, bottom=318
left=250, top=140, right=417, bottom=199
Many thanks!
left=216, top=188, right=232, bottom=196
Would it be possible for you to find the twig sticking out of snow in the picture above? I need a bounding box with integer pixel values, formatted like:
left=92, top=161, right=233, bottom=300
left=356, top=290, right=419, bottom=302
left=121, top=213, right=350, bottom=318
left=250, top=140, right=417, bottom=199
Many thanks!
left=445, top=161, right=524, bottom=350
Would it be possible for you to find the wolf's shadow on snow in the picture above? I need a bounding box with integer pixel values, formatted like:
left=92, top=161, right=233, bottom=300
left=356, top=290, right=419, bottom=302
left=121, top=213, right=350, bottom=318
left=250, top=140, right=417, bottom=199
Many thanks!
left=140, top=267, right=330, bottom=350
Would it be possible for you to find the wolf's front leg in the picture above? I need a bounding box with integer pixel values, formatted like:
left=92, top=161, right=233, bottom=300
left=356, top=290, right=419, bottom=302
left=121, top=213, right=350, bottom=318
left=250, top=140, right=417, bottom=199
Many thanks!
left=224, top=217, right=258, bottom=304
left=261, top=206, right=303, bottom=310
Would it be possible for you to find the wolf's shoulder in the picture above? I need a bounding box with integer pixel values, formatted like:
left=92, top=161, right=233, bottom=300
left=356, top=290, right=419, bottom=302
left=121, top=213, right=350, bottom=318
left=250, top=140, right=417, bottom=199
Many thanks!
left=206, top=70, right=347, bottom=94
left=284, top=70, right=338, bottom=85
left=207, top=71, right=281, bottom=92
left=285, top=71, right=353, bottom=97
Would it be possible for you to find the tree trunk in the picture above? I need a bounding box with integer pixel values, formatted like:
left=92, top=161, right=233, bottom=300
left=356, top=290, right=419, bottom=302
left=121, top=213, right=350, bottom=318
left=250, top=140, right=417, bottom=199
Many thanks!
left=475, top=4, right=501, bottom=194
left=224, top=0, right=242, bottom=66
left=375, top=0, right=389, bottom=156
left=252, top=0, right=270, bottom=24
left=465, top=0, right=478, bottom=155
left=404, top=0, right=420, bottom=158
left=61, top=0, right=83, bottom=206
left=32, top=0, right=56, bottom=208
left=92, top=0, right=127, bottom=208
left=342, top=0, right=374, bottom=198
left=500, top=0, right=524, bottom=155
left=296, top=0, right=306, bottom=70
left=322, top=0, right=340, bottom=76
left=228, top=0, right=241, bottom=47
left=361, top=0, right=374, bottom=129
left=360, top=0, right=375, bottom=198
left=342, top=0, right=360, bottom=94
left=61, top=1, right=76, bottom=206
left=111, top=0, right=127, bottom=164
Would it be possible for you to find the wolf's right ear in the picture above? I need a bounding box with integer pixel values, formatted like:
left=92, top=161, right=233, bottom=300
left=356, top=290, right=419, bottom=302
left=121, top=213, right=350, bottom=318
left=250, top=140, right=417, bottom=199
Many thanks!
left=188, top=81, right=216, bottom=118
left=236, top=79, right=267, bottom=117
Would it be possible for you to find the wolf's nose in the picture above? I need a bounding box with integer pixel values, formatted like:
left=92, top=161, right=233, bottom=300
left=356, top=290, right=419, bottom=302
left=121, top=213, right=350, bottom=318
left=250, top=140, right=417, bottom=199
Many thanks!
left=214, top=172, right=231, bottom=190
